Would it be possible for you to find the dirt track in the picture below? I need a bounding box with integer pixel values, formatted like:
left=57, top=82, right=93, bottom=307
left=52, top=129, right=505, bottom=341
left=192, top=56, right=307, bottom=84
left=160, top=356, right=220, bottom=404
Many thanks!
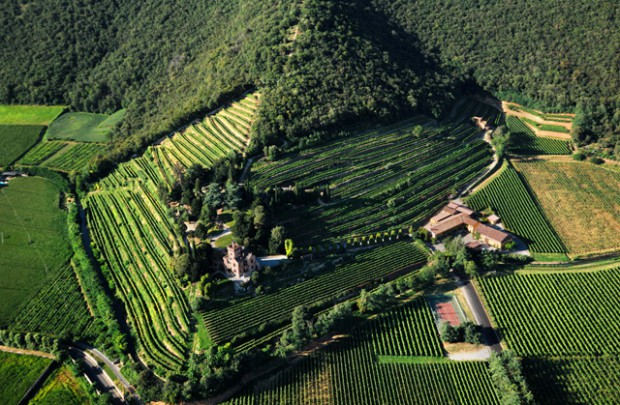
left=502, top=101, right=573, bottom=140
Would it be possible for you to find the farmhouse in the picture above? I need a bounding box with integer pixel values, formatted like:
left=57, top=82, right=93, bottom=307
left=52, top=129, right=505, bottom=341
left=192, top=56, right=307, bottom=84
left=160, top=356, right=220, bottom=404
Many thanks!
left=223, top=242, right=259, bottom=278
left=429, top=202, right=512, bottom=249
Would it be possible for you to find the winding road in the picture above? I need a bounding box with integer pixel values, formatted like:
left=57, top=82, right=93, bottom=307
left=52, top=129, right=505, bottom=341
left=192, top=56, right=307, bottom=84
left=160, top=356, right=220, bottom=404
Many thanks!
left=69, top=343, right=138, bottom=404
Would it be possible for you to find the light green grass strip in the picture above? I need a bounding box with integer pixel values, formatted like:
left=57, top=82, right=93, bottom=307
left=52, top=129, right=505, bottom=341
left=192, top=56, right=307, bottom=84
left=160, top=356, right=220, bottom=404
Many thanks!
left=0, top=105, right=65, bottom=125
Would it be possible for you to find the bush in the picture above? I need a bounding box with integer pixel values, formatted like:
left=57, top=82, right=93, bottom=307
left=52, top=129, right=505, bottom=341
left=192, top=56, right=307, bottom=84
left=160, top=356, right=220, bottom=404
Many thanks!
left=589, top=156, right=605, bottom=165
left=572, top=152, right=587, bottom=161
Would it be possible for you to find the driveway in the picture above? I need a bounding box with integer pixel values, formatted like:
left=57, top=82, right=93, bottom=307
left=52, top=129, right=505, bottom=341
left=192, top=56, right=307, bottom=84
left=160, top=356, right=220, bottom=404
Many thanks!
left=68, top=347, right=125, bottom=403
left=458, top=278, right=502, bottom=353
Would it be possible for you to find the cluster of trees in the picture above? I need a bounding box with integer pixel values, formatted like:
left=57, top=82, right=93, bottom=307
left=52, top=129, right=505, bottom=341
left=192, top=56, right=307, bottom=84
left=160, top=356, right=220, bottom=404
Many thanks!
left=276, top=303, right=354, bottom=356
left=68, top=205, right=127, bottom=358
left=489, top=350, right=534, bottom=405
left=0, top=330, right=62, bottom=356
left=439, top=321, right=481, bottom=344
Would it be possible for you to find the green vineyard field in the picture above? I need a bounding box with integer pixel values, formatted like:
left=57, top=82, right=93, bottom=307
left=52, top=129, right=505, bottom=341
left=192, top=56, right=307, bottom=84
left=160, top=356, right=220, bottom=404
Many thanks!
left=223, top=298, right=498, bottom=404
left=467, top=163, right=566, bottom=255
left=202, top=242, right=428, bottom=344
left=506, top=116, right=571, bottom=155
left=251, top=99, right=495, bottom=245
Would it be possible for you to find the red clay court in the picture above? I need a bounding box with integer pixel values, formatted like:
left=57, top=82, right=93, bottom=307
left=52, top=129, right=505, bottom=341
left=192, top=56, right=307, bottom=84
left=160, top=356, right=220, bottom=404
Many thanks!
left=428, top=295, right=465, bottom=327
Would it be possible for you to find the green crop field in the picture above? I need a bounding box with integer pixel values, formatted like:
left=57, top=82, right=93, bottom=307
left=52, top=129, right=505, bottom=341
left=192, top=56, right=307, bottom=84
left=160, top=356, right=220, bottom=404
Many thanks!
left=202, top=242, right=428, bottom=344
left=0, top=105, right=65, bottom=126
left=479, top=269, right=620, bottom=357
left=223, top=298, right=498, bottom=404
left=467, top=162, right=566, bottom=256
left=85, top=93, right=260, bottom=373
left=46, top=110, right=124, bottom=143
left=17, top=140, right=106, bottom=172
left=30, top=365, right=90, bottom=405
left=250, top=99, right=495, bottom=245
left=479, top=268, right=620, bottom=404
left=9, top=264, right=94, bottom=338
left=0, top=125, right=44, bottom=166
left=0, top=177, right=72, bottom=325
left=506, top=117, right=572, bottom=155
left=0, top=351, right=52, bottom=405
left=523, top=357, right=620, bottom=404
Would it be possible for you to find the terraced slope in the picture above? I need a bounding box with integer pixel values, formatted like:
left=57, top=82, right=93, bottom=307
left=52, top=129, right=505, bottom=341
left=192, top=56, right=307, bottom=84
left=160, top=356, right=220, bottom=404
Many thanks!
left=86, top=93, right=259, bottom=373
left=251, top=99, right=494, bottom=245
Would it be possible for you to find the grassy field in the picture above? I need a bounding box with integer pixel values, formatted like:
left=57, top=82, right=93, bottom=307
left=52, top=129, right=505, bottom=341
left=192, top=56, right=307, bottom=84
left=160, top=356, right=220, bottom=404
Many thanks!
left=0, top=177, right=72, bottom=325
left=30, top=366, right=90, bottom=405
left=250, top=99, right=495, bottom=245
left=46, top=110, right=124, bottom=143
left=0, top=105, right=64, bottom=126
left=0, top=351, right=52, bottom=405
left=0, top=125, right=44, bottom=166
left=514, top=159, right=620, bottom=256
left=479, top=268, right=620, bottom=404
left=467, top=162, right=566, bottom=257
left=223, top=299, right=499, bottom=404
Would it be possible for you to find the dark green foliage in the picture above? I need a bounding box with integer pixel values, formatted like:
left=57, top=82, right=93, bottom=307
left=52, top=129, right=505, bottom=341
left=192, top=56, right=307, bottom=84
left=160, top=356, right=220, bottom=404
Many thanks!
left=489, top=351, right=534, bottom=405
left=372, top=0, right=620, bottom=150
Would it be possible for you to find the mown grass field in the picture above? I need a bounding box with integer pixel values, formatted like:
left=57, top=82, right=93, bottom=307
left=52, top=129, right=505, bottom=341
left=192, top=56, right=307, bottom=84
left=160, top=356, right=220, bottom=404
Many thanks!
left=224, top=298, right=499, bottom=404
left=479, top=267, right=620, bottom=404
left=30, top=366, right=90, bottom=405
left=466, top=162, right=566, bottom=258
left=0, top=351, right=52, bottom=405
left=0, top=125, right=44, bottom=166
left=0, top=105, right=64, bottom=126
left=250, top=99, right=496, bottom=245
left=514, top=159, right=620, bottom=257
left=46, top=110, right=124, bottom=143
left=0, top=177, right=72, bottom=325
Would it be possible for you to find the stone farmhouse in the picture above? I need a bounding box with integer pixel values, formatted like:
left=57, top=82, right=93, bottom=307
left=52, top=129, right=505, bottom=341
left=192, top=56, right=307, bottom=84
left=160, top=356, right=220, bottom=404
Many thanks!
left=223, top=242, right=259, bottom=278
left=428, top=202, right=512, bottom=250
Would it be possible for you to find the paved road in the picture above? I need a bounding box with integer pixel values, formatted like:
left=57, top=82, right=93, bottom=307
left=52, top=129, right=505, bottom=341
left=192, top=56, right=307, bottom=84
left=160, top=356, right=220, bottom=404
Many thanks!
left=73, top=343, right=137, bottom=399
left=68, top=347, right=125, bottom=403
left=459, top=278, right=502, bottom=353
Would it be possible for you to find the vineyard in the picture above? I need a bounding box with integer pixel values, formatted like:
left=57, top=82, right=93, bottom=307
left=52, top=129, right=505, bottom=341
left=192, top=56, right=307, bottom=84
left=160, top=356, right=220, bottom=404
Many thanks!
left=478, top=268, right=620, bottom=356
left=0, top=125, right=43, bottom=166
left=251, top=99, right=494, bottom=245
left=506, top=116, right=572, bottom=155
left=0, top=351, right=52, bottom=405
left=17, top=141, right=105, bottom=172
left=202, top=242, right=428, bottom=345
left=223, top=298, right=499, bottom=404
left=85, top=93, right=260, bottom=372
left=0, top=177, right=72, bottom=325
left=514, top=160, right=620, bottom=256
left=467, top=163, right=565, bottom=255
left=0, top=105, right=65, bottom=126
left=147, top=93, right=259, bottom=187
left=9, top=265, right=94, bottom=339
left=523, top=356, right=620, bottom=404
left=479, top=268, right=620, bottom=404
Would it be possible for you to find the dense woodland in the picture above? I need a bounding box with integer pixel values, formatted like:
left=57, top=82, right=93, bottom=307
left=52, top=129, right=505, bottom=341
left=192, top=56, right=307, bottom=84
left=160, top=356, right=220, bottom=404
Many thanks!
left=3, top=0, right=618, bottom=170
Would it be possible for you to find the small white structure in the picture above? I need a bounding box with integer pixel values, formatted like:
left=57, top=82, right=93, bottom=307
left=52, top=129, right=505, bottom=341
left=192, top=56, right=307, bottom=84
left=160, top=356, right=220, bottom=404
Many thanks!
left=487, top=214, right=500, bottom=225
